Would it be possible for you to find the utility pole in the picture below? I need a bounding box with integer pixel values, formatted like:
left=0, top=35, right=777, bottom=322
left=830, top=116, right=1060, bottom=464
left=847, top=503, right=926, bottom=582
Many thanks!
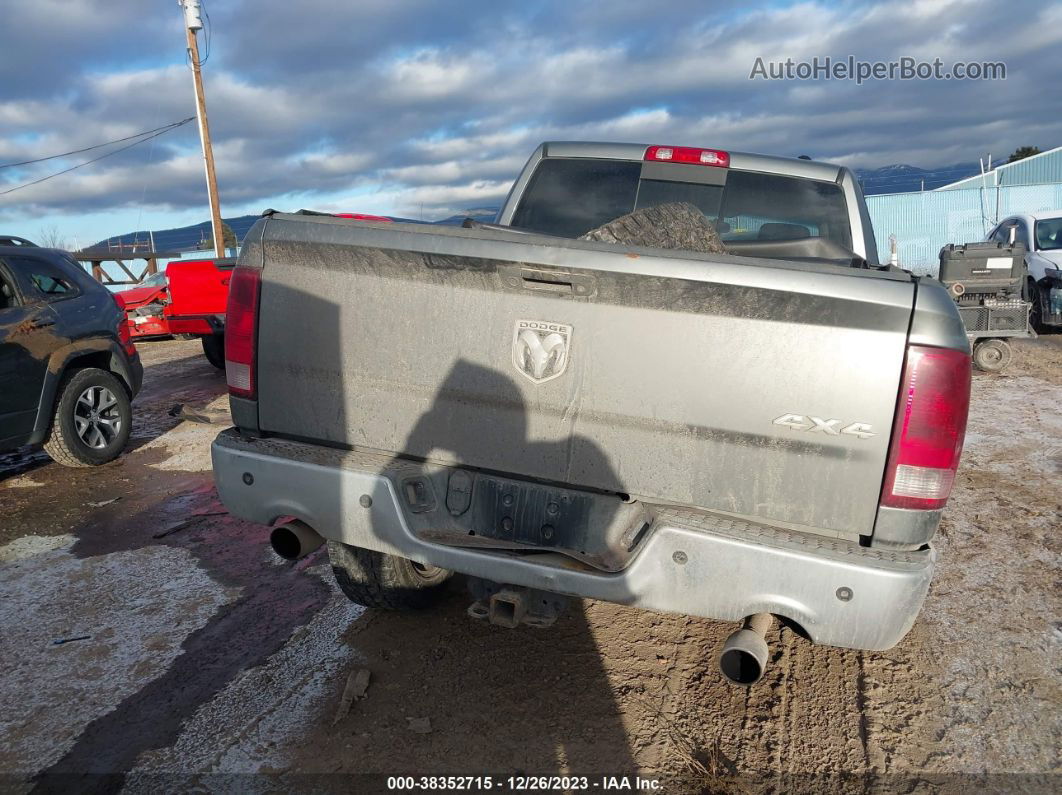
left=179, top=0, right=225, bottom=257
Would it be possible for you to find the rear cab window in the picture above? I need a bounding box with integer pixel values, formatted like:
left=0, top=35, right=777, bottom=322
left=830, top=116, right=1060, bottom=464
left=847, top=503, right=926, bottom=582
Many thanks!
left=509, top=159, right=641, bottom=239
left=510, top=157, right=853, bottom=253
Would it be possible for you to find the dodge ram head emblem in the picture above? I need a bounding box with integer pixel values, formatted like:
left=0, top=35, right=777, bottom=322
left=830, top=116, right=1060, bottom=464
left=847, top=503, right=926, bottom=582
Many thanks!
left=512, top=320, right=572, bottom=383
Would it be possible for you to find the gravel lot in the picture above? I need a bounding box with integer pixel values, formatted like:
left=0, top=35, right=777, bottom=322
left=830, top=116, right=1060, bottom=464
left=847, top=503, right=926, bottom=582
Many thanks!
left=0, top=337, right=1058, bottom=793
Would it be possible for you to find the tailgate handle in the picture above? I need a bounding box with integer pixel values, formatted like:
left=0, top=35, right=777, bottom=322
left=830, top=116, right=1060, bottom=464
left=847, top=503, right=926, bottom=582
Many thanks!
left=523, top=276, right=572, bottom=293
left=503, top=267, right=595, bottom=297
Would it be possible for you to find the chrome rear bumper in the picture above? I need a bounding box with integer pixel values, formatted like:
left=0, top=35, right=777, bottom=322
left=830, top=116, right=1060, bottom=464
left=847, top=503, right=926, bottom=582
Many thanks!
left=212, top=429, right=934, bottom=650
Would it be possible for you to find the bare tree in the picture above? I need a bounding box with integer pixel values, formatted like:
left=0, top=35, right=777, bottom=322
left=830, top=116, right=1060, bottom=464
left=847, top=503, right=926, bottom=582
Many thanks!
left=37, top=224, right=71, bottom=250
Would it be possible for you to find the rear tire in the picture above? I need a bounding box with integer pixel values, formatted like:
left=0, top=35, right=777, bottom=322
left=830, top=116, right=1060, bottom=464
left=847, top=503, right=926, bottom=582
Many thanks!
left=579, top=202, right=727, bottom=255
left=201, top=334, right=225, bottom=369
left=972, top=339, right=1012, bottom=373
left=327, top=541, right=452, bottom=610
left=43, top=368, right=132, bottom=467
left=1026, top=279, right=1048, bottom=333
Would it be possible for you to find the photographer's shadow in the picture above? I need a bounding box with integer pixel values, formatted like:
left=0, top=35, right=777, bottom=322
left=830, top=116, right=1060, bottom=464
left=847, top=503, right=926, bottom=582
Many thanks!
left=343, top=358, right=639, bottom=777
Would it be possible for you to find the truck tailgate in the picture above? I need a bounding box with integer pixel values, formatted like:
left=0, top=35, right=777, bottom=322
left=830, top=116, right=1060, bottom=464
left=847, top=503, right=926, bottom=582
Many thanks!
left=250, top=214, right=914, bottom=538
left=164, top=258, right=232, bottom=317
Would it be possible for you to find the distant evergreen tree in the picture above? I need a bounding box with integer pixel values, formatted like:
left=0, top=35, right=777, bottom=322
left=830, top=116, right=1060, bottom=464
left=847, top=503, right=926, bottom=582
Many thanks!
left=1007, top=146, right=1041, bottom=163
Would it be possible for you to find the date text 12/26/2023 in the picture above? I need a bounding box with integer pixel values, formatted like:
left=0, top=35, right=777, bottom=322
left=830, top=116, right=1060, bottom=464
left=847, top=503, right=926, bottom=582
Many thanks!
left=385, top=775, right=663, bottom=791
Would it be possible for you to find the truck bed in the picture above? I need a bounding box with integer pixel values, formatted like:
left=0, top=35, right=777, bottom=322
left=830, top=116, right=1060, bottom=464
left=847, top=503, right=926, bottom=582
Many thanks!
left=245, top=213, right=916, bottom=541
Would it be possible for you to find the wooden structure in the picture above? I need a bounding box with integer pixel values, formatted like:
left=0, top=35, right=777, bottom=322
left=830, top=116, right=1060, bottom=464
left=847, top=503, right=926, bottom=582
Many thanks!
left=71, top=250, right=181, bottom=287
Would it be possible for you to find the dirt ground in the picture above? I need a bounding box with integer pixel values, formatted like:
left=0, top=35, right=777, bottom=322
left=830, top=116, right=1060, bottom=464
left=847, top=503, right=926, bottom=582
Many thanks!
left=0, top=337, right=1059, bottom=794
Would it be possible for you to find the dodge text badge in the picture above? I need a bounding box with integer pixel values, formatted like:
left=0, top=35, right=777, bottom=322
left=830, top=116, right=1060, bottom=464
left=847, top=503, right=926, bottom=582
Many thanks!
left=512, top=320, right=572, bottom=383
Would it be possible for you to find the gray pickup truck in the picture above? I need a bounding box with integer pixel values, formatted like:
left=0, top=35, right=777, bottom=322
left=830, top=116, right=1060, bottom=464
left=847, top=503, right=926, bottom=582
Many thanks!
left=211, top=141, right=971, bottom=684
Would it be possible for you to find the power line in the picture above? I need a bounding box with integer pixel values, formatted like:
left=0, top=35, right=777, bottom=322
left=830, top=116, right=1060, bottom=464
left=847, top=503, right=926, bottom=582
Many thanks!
left=200, top=0, right=212, bottom=64
left=0, top=118, right=195, bottom=197
left=133, top=97, right=167, bottom=250
left=0, top=117, right=195, bottom=170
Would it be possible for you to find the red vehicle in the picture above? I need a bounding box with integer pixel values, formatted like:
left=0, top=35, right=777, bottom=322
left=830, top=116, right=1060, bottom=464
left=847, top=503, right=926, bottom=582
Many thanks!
left=164, top=257, right=235, bottom=368
left=333, top=213, right=394, bottom=222
left=126, top=215, right=395, bottom=367
left=115, top=259, right=232, bottom=366
left=116, top=271, right=171, bottom=339
left=166, top=216, right=394, bottom=368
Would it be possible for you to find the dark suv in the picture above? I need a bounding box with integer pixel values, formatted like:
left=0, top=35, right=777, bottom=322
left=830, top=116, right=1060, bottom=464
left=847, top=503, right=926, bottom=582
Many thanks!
left=0, top=245, right=143, bottom=466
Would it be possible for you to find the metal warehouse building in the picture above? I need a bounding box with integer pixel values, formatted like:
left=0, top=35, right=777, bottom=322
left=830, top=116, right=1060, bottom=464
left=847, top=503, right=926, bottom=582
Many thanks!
left=865, top=146, right=1062, bottom=272
left=934, top=146, right=1062, bottom=190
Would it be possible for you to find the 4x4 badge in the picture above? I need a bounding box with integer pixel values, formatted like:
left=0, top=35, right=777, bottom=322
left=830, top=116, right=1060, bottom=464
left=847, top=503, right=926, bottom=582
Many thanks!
left=512, top=320, right=572, bottom=384
left=773, top=414, right=876, bottom=439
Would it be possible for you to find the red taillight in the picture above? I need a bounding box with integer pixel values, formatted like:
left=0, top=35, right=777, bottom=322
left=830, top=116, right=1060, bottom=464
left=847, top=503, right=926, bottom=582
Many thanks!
left=334, top=213, right=393, bottom=222
left=645, top=145, right=730, bottom=168
left=880, top=345, right=971, bottom=510
left=225, top=266, right=261, bottom=399
left=112, top=292, right=136, bottom=355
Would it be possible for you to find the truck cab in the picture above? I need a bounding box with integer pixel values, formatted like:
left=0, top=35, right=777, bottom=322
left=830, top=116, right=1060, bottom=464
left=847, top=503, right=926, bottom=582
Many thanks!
left=498, top=142, right=878, bottom=265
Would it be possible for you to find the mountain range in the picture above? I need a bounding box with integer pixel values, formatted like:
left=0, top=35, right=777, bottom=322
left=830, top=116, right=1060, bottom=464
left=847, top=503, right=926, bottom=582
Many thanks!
left=855, top=161, right=980, bottom=194
left=89, top=207, right=500, bottom=252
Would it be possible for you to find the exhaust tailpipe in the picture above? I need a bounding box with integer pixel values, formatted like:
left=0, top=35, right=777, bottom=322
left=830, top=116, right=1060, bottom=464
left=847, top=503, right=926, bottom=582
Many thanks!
left=270, top=520, right=323, bottom=561
left=719, top=613, right=773, bottom=686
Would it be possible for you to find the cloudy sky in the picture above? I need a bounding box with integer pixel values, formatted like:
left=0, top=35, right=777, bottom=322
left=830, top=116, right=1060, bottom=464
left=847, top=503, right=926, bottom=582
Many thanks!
left=1, top=0, right=1060, bottom=247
